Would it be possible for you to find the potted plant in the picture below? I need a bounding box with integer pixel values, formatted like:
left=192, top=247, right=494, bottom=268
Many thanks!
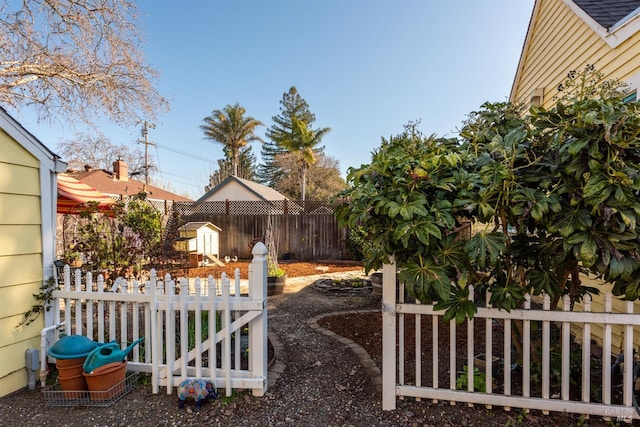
left=63, top=245, right=83, bottom=268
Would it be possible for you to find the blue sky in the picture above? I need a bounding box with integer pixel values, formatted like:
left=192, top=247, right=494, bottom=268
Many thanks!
left=17, top=0, right=534, bottom=199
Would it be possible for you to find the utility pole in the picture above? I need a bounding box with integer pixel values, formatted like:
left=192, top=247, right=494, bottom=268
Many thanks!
left=137, top=120, right=156, bottom=185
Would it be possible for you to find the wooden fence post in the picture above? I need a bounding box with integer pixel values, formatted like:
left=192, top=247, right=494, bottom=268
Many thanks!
left=249, top=241, right=268, bottom=396
left=382, top=258, right=397, bottom=410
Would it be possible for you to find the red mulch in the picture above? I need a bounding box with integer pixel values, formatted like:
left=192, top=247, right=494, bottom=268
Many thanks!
left=172, top=260, right=363, bottom=280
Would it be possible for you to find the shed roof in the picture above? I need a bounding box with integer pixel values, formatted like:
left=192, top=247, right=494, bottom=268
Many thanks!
left=178, top=221, right=221, bottom=232
left=197, top=175, right=287, bottom=202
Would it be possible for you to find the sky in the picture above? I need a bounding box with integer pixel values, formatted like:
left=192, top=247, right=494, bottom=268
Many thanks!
left=15, top=0, right=535, bottom=200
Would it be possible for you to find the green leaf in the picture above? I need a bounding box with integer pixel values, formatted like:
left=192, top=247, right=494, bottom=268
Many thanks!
left=400, top=257, right=452, bottom=302
left=567, top=138, right=590, bottom=155
left=464, top=232, right=507, bottom=269
left=434, top=285, right=477, bottom=323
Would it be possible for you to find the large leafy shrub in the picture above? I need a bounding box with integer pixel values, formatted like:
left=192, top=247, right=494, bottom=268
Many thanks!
left=337, top=67, right=640, bottom=321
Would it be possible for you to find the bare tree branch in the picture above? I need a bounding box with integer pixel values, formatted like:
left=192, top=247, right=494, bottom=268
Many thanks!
left=0, top=0, right=168, bottom=125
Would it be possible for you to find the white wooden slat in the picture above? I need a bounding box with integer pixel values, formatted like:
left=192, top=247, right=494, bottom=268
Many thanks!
left=208, top=275, right=217, bottom=388
left=86, top=272, right=93, bottom=340
left=97, top=274, right=105, bottom=343
left=485, top=291, right=493, bottom=401
left=603, top=293, right=612, bottom=406
left=467, top=285, right=474, bottom=400
left=523, top=294, right=531, bottom=402
left=542, top=294, right=550, bottom=414
left=562, top=295, right=571, bottom=401
left=415, top=301, right=421, bottom=400
left=180, top=278, right=188, bottom=382
left=222, top=273, right=232, bottom=397
left=582, top=294, right=591, bottom=404
left=74, top=268, right=82, bottom=334
left=381, top=260, right=397, bottom=410
left=194, top=278, right=202, bottom=379
left=624, top=301, right=634, bottom=408
left=165, top=274, right=175, bottom=395
left=432, top=308, right=438, bottom=400
left=450, top=318, right=456, bottom=394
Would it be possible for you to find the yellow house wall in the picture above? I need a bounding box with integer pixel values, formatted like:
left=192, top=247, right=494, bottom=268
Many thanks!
left=0, top=131, right=45, bottom=397
left=571, top=276, right=640, bottom=355
left=509, top=0, right=640, bottom=355
left=511, top=0, right=640, bottom=109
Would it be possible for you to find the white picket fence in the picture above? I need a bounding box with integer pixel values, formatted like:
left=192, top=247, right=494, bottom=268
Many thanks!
left=380, top=262, right=640, bottom=422
left=41, top=243, right=269, bottom=397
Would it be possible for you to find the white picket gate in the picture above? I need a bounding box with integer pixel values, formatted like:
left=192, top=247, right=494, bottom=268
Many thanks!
left=380, top=261, right=640, bottom=422
left=41, top=243, right=269, bottom=397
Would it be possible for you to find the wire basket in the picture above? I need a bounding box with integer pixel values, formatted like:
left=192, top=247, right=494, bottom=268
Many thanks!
left=43, top=371, right=138, bottom=407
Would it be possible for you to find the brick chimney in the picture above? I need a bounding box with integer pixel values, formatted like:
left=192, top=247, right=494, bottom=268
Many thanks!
left=113, top=159, right=129, bottom=182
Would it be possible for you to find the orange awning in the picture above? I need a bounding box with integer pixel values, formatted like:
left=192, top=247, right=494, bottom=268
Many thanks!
left=57, top=173, right=115, bottom=214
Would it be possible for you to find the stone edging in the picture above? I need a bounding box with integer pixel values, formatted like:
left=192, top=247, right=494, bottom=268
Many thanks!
left=307, top=309, right=382, bottom=393
left=267, top=331, right=285, bottom=390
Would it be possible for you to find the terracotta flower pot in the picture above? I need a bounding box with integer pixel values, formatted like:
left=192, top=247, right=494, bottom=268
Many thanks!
left=83, top=360, right=127, bottom=401
left=56, top=357, right=88, bottom=395
left=58, top=373, right=88, bottom=398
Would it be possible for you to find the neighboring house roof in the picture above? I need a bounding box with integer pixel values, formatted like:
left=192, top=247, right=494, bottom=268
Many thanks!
left=69, top=162, right=191, bottom=202
left=197, top=175, right=287, bottom=203
left=572, top=0, right=640, bottom=30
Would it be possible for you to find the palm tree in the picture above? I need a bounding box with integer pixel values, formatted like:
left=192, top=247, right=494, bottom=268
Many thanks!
left=201, top=104, right=264, bottom=176
left=274, top=115, right=330, bottom=201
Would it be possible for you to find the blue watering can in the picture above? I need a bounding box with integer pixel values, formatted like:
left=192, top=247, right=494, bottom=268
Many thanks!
left=83, top=337, right=144, bottom=373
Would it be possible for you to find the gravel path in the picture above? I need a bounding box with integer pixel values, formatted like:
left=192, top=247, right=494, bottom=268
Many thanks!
left=0, top=271, right=598, bottom=426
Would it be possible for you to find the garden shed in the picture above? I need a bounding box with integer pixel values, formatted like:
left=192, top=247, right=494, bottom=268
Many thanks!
left=174, top=222, right=222, bottom=266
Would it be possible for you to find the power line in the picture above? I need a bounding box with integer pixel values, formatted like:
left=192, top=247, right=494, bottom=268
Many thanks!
left=155, top=143, right=217, bottom=164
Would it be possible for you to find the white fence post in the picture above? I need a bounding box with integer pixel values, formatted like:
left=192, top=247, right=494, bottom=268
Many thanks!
left=382, top=257, right=397, bottom=410
left=222, top=273, right=232, bottom=397
left=249, top=242, right=268, bottom=396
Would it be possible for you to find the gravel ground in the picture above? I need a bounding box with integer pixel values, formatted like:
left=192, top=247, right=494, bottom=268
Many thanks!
left=0, top=269, right=626, bottom=426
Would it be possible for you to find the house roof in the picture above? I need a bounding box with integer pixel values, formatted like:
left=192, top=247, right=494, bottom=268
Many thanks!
left=573, top=0, right=640, bottom=30
left=178, top=221, right=221, bottom=232
left=70, top=168, right=191, bottom=202
left=0, top=106, right=67, bottom=173
left=196, top=175, right=287, bottom=203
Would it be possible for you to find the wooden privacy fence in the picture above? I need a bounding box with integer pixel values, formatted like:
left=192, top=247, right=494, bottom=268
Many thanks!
left=42, top=243, right=269, bottom=397
left=380, top=262, right=640, bottom=422
left=172, top=200, right=349, bottom=260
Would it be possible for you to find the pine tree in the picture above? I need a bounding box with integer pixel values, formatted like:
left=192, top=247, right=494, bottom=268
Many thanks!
left=259, top=87, right=321, bottom=187
left=205, top=146, right=258, bottom=191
